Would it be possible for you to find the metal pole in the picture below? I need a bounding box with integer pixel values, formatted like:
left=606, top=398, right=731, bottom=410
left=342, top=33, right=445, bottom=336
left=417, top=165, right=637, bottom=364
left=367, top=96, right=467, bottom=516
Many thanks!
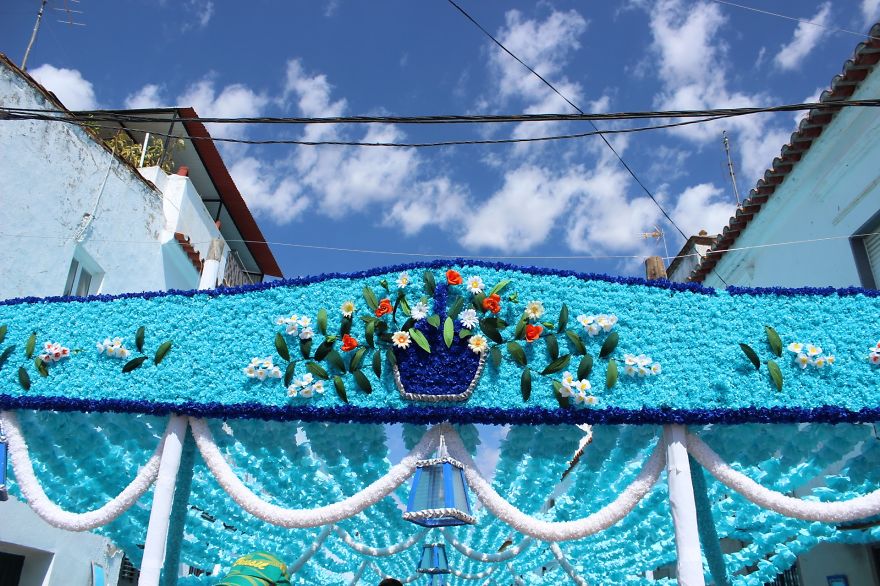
left=140, top=415, right=188, bottom=586
left=139, top=132, right=151, bottom=168
left=664, top=425, right=706, bottom=586
left=22, top=0, right=48, bottom=71
left=198, top=238, right=225, bottom=289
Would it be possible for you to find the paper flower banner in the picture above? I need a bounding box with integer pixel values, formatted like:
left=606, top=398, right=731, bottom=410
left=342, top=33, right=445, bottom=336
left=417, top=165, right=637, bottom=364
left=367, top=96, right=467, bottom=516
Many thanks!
left=0, top=260, right=879, bottom=425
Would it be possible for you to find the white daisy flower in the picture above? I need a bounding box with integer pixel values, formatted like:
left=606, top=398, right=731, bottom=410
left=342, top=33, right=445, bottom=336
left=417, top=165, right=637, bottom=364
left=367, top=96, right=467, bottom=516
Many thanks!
left=636, top=354, right=652, bottom=367
left=466, top=276, right=485, bottom=294
left=583, top=395, right=599, bottom=406
left=525, top=301, right=545, bottom=320
left=561, top=371, right=575, bottom=389
left=269, top=366, right=282, bottom=378
left=813, top=356, right=826, bottom=368
left=396, top=271, right=411, bottom=288
left=392, top=331, right=412, bottom=349
left=299, top=373, right=314, bottom=387
left=624, top=354, right=638, bottom=366
left=587, top=324, right=600, bottom=337
left=787, top=342, right=804, bottom=354
left=297, top=316, right=312, bottom=328
left=637, top=365, right=650, bottom=377
left=300, top=386, right=314, bottom=398
left=285, top=323, right=299, bottom=336
left=299, top=327, right=314, bottom=340
left=468, top=334, right=488, bottom=354
left=576, top=314, right=594, bottom=327
left=796, top=353, right=810, bottom=369
left=825, top=355, right=835, bottom=366
left=411, top=301, right=429, bottom=320
left=806, top=344, right=822, bottom=357
left=340, top=301, right=356, bottom=318
left=625, top=364, right=637, bottom=377
left=558, top=383, right=575, bottom=398
left=312, top=380, right=325, bottom=394
left=458, top=308, right=479, bottom=329
left=597, top=314, right=618, bottom=332
left=286, top=385, right=298, bottom=397
left=650, top=363, right=662, bottom=375
left=574, top=379, right=591, bottom=393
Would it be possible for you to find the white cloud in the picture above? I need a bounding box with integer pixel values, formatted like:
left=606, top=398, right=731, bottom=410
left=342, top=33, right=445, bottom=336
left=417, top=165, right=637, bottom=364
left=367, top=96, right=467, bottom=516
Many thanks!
left=229, top=157, right=309, bottom=224
left=773, top=2, right=832, bottom=71
left=124, top=84, right=165, bottom=109
left=181, top=0, right=214, bottom=30
left=29, top=64, right=97, bottom=110
left=862, top=0, right=880, bottom=24
left=669, top=183, right=735, bottom=237
left=177, top=78, right=268, bottom=139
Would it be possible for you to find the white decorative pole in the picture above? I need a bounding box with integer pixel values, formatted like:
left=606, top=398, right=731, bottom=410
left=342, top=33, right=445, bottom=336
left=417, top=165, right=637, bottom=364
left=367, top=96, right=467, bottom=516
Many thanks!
left=664, top=424, right=705, bottom=586
left=198, top=238, right=224, bottom=289
left=139, top=415, right=188, bottom=586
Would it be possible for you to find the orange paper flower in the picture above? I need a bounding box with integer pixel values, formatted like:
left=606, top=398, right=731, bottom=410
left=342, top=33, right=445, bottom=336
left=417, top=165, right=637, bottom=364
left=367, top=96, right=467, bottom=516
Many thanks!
left=525, top=324, right=543, bottom=342
left=375, top=298, right=393, bottom=317
left=446, top=270, right=462, bottom=285
left=341, top=334, right=359, bottom=352
left=482, top=293, right=501, bottom=314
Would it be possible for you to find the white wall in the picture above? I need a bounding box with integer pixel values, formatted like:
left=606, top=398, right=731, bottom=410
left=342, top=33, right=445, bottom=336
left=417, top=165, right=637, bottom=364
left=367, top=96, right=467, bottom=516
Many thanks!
left=704, top=69, right=880, bottom=289
left=0, top=497, right=122, bottom=586
left=798, top=543, right=878, bottom=586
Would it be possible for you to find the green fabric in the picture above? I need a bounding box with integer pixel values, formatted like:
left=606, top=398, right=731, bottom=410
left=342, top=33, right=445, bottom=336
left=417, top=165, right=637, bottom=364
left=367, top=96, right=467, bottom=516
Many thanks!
left=216, top=552, right=291, bottom=586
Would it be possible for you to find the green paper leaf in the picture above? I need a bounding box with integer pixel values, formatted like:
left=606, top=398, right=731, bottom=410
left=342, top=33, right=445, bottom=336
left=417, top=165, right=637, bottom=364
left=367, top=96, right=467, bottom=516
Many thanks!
left=545, top=334, right=559, bottom=361
left=472, top=292, right=487, bottom=313
left=284, top=361, right=297, bottom=387
left=314, top=340, right=334, bottom=361
left=123, top=356, right=148, bottom=373
left=552, top=380, right=571, bottom=408
left=558, top=304, right=569, bottom=333
left=350, top=347, right=367, bottom=371
left=427, top=314, right=441, bottom=328
left=18, top=366, right=30, bottom=390
left=327, top=350, right=346, bottom=373
left=489, top=279, right=511, bottom=296
left=300, top=337, right=313, bottom=359
left=365, top=321, right=375, bottom=348
left=35, top=356, right=48, bottom=377
left=135, top=326, right=145, bottom=353
left=599, top=331, right=619, bottom=359
left=396, top=291, right=411, bottom=317
left=333, top=375, right=348, bottom=403
left=340, top=316, right=352, bottom=336
left=458, top=329, right=473, bottom=339
left=305, top=361, right=329, bottom=380
left=386, top=348, right=397, bottom=368
left=578, top=354, right=593, bottom=380
left=739, top=343, right=761, bottom=370
left=768, top=359, right=783, bottom=391
left=449, top=297, right=464, bottom=321
left=24, top=332, right=36, bottom=359
left=154, top=341, right=173, bottom=365
left=443, top=317, right=454, bottom=348
left=514, top=315, right=528, bottom=340
left=521, top=369, right=532, bottom=401
left=480, top=318, right=504, bottom=344
left=0, top=325, right=6, bottom=344
left=362, top=286, right=379, bottom=311
left=423, top=271, right=436, bottom=296
left=507, top=342, right=527, bottom=366
left=606, top=359, right=618, bottom=389
left=541, top=354, right=570, bottom=376
left=409, top=328, right=431, bottom=354
left=317, top=308, right=328, bottom=336
left=490, top=346, right=502, bottom=368
left=353, top=369, right=372, bottom=394
left=0, top=345, right=15, bottom=370
left=765, top=326, right=783, bottom=357
left=565, top=330, right=586, bottom=355
left=274, top=333, right=290, bottom=362
left=372, top=351, right=382, bottom=377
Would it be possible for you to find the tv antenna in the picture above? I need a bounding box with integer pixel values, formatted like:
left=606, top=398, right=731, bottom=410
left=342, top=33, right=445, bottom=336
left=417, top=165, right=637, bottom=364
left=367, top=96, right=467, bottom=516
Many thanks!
left=722, top=130, right=742, bottom=208
left=21, top=0, right=85, bottom=71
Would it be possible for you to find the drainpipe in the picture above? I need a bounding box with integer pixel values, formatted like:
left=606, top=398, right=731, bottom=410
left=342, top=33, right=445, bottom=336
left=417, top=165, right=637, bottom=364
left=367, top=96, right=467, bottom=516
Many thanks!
left=198, top=238, right=225, bottom=289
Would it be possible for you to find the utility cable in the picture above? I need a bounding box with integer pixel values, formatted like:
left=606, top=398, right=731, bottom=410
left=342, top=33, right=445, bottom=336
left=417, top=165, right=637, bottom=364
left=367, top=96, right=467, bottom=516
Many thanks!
left=708, top=0, right=880, bottom=41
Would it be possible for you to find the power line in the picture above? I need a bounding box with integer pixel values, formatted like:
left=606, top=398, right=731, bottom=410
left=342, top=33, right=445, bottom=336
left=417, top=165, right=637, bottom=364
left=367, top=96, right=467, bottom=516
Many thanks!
left=708, top=0, right=880, bottom=41
left=445, top=0, right=691, bottom=242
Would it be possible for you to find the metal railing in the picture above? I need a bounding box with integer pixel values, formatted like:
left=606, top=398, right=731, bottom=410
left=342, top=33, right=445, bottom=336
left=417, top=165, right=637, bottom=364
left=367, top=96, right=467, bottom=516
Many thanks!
left=222, top=251, right=256, bottom=287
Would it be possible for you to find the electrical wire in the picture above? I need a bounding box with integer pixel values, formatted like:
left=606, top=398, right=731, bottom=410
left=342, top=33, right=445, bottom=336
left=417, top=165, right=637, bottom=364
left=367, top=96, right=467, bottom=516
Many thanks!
left=708, top=0, right=880, bottom=41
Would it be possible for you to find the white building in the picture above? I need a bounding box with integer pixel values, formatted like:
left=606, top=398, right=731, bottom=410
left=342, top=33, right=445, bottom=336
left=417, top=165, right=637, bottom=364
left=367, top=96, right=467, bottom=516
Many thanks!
left=667, top=23, right=880, bottom=586
left=0, top=53, right=281, bottom=585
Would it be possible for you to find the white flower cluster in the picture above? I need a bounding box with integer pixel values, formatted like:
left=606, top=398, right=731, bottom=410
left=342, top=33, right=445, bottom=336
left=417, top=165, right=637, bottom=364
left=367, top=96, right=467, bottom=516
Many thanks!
left=787, top=343, right=835, bottom=369
left=559, top=372, right=598, bottom=406
left=276, top=314, right=314, bottom=340
left=623, top=354, right=661, bottom=377
left=576, top=314, right=618, bottom=337
left=39, top=341, right=70, bottom=363
left=243, top=357, right=282, bottom=380
left=870, top=342, right=880, bottom=366
left=96, top=338, right=130, bottom=359
left=287, top=373, right=325, bottom=398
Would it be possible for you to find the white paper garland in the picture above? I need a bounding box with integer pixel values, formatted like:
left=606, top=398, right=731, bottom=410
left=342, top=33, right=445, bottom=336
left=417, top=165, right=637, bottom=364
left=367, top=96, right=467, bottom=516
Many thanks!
left=288, top=525, right=333, bottom=574
left=443, top=426, right=666, bottom=542
left=334, top=525, right=428, bottom=557
left=0, top=410, right=173, bottom=532
left=687, top=432, right=880, bottom=523
left=370, top=563, right=420, bottom=584
left=348, top=560, right=369, bottom=586
left=550, top=543, right=589, bottom=586
left=189, top=417, right=439, bottom=527
left=441, top=527, right=534, bottom=562
left=451, top=566, right=497, bottom=580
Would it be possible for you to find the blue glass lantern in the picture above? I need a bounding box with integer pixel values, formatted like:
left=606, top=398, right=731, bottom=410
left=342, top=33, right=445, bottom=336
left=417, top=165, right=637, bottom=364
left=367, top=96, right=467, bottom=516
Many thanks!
left=404, top=437, right=474, bottom=527
left=418, top=543, right=450, bottom=575
left=428, top=573, right=447, bottom=586
left=0, top=430, right=8, bottom=502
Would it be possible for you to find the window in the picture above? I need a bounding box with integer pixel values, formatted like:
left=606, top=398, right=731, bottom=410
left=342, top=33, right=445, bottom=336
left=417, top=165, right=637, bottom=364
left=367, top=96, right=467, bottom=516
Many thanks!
left=62, top=250, right=102, bottom=296
left=852, top=212, right=880, bottom=288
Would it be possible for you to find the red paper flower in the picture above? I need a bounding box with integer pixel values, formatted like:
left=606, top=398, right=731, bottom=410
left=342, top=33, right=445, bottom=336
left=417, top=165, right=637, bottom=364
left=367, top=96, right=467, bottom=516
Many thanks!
left=375, top=298, right=393, bottom=317
left=525, top=324, right=543, bottom=343
left=341, top=334, right=359, bottom=352
left=446, top=270, right=462, bottom=285
left=482, top=293, right=501, bottom=314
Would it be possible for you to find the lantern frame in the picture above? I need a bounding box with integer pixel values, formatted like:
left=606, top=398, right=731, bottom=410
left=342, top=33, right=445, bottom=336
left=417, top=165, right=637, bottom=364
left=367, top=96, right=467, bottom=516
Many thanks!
left=417, top=543, right=451, bottom=575
left=0, top=432, right=7, bottom=502
left=403, top=455, right=475, bottom=527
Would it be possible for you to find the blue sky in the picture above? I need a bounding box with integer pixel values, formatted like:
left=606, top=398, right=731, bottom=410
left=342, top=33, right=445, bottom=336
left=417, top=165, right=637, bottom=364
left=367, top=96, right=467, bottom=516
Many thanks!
left=3, top=0, right=879, bottom=279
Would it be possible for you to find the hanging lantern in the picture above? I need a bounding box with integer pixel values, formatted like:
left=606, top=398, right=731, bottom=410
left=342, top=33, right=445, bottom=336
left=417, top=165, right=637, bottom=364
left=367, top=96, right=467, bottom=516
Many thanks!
left=427, top=573, right=447, bottom=586
left=417, top=543, right=450, bottom=575
left=0, top=430, right=8, bottom=502
left=403, top=436, right=474, bottom=527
